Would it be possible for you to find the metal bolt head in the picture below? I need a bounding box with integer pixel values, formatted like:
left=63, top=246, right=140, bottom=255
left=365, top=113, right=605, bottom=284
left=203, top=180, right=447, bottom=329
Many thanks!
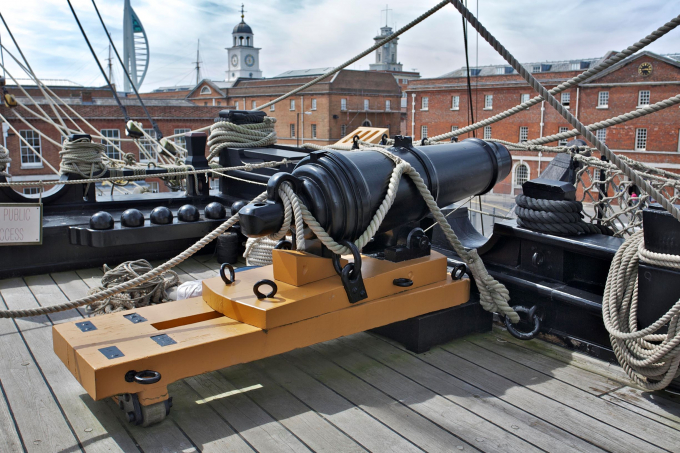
left=127, top=412, right=136, bottom=423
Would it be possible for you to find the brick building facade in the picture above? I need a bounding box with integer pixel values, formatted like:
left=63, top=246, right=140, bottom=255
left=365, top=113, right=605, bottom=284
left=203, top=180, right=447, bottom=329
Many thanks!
left=405, top=51, right=680, bottom=195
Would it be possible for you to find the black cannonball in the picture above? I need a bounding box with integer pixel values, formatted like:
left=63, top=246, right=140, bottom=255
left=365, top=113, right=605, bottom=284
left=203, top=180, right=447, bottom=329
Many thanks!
left=89, top=211, right=114, bottom=230
left=204, top=202, right=227, bottom=219
left=121, top=209, right=145, bottom=227
left=177, top=204, right=200, bottom=222
left=230, top=200, right=247, bottom=216
left=150, top=206, right=173, bottom=225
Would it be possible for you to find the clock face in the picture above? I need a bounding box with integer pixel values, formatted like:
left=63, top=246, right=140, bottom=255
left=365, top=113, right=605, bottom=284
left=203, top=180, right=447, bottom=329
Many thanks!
left=231, top=55, right=239, bottom=67
left=638, top=62, right=653, bottom=76
left=244, top=54, right=255, bottom=67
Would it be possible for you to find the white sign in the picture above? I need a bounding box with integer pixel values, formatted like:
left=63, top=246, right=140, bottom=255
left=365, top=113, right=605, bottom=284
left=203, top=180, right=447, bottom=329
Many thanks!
left=0, top=203, right=42, bottom=245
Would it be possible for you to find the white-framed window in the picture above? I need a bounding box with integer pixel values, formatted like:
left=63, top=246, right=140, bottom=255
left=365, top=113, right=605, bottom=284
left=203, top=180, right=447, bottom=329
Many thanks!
left=483, top=126, right=492, bottom=139
left=558, top=127, right=569, bottom=146
left=341, top=124, right=347, bottom=136
left=210, top=178, right=220, bottom=190
left=635, top=128, right=647, bottom=150
left=235, top=101, right=239, bottom=109
left=421, top=125, right=428, bottom=139
left=290, top=99, right=296, bottom=110
left=311, top=99, right=317, bottom=110
left=519, top=126, right=528, bottom=142
left=251, top=100, right=256, bottom=109
left=451, top=126, right=458, bottom=132
left=532, top=65, right=541, bottom=73
left=561, top=92, right=570, bottom=108
left=385, top=100, right=391, bottom=111
left=451, top=95, right=460, bottom=110
left=496, top=67, right=504, bottom=75
left=204, top=102, right=208, bottom=106
left=514, top=163, right=530, bottom=187
left=270, top=102, right=275, bottom=112
left=23, top=187, right=40, bottom=195
left=403, top=79, right=408, bottom=85
left=596, top=128, right=607, bottom=145
left=598, top=91, right=609, bottom=108
left=364, top=99, right=370, bottom=111
left=140, top=128, right=157, bottom=162
left=149, top=181, right=159, bottom=193
left=421, top=97, right=429, bottom=110
left=570, top=62, right=580, bottom=70
left=100, top=129, right=120, bottom=160
left=638, top=90, right=650, bottom=107
left=200, top=86, right=211, bottom=95
left=173, top=128, right=191, bottom=150
left=217, top=101, right=221, bottom=106
left=341, top=98, right=347, bottom=111
left=311, top=124, right=317, bottom=139
left=521, top=93, right=530, bottom=104
left=484, top=95, right=493, bottom=110
left=19, top=130, right=41, bottom=167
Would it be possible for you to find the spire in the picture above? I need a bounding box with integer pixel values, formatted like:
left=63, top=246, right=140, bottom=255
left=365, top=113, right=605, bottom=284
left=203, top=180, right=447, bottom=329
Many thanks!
left=240, top=3, right=246, bottom=22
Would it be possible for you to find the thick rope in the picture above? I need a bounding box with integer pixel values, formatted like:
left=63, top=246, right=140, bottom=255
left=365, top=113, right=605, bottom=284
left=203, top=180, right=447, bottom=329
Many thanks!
left=208, top=117, right=277, bottom=160
left=447, top=0, right=680, bottom=226
left=86, top=260, right=179, bottom=315
left=602, top=230, right=680, bottom=390
left=425, top=13, right=680, bottom=143
left=515, top=194, right=612, bottom=236
left=0, top=192, right=268, bottom=318
left=59, top=138, right=108, bottom=178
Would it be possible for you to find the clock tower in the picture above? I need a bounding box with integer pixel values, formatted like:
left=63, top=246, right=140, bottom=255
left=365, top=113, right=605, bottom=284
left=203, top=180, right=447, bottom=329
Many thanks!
left=226, top=4, right=262, bottom=82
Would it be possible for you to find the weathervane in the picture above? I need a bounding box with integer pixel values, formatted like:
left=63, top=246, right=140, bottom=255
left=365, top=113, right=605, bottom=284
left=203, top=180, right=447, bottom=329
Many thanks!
left=240, top=3, right=247, bottom=21
left=381, top=4, right=392, bottom=27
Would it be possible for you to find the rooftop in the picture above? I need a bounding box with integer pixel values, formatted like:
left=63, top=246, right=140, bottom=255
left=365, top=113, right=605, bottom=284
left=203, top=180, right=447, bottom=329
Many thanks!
left=274, top=68, right=335, bottom=78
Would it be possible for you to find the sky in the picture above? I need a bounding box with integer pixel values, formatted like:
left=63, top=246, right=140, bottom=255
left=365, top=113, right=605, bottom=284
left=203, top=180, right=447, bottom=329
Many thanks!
left=1, top=0, right=679, bottom=92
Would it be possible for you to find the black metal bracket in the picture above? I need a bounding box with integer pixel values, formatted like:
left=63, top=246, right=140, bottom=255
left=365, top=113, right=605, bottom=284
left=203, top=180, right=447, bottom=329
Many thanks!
left=384, top=228, right=431, bottom=263
left=333, top=241, right=368, bottom=304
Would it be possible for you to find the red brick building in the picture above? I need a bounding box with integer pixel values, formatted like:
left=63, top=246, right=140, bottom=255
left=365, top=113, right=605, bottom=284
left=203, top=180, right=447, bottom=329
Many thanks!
left=405, top=51, right=680, bottom=195
left=1, top=82, right=222, bottom=194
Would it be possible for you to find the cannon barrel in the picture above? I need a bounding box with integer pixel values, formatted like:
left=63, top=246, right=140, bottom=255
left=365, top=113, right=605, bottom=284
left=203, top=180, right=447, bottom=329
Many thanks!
left=239, top=137, right=511, bottom=241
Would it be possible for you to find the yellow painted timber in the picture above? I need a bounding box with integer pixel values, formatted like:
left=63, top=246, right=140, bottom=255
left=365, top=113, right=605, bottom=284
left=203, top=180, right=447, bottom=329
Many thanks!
left=202, top=252, right=448, bottom=329
left=335, top=127, right=388, bottom=146
left=272, top=250, right=347, bottom=286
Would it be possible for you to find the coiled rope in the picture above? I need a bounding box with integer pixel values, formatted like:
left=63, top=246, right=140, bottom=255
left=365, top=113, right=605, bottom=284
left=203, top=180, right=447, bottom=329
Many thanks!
left=0, top=144, right=10, bottom=176
left=515, top=194, right=612, bottom=236
left=603, top=230, right=680, bottom=390
left=59, top=137, right=108, bottom=178
left=207, top=117, right=277, bottom=161
left=86, top=260, right=179, bottom=315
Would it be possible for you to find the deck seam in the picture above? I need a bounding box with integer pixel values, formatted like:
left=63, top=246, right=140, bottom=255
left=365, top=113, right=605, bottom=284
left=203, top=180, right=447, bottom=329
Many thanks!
left=339, top=338, right=550, bottom=452
left=215, top=368, right=316, bottom=453
left=286, top=359, right=428, bottom=453
left=468, top=338, right=680, bottom=436
left=0, top=378, right=28, bottom=453
left=170, top=418, right=200, bottom=452
left=437, top=346, right=672, bottom=453
left=367, top=333, right=609, bottom=453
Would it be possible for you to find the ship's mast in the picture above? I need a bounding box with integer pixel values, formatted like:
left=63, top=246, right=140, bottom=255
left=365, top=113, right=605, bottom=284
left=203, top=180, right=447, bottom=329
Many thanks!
left=194, top=39, right=201, bottom=84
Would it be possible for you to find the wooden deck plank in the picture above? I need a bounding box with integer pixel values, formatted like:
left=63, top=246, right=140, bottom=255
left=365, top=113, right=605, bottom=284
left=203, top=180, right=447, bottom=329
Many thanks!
left=168, top=381, right=255, bottom=453
left=17, top=274, right=139, bottom=453
left=600, top=393, right=680, bottom=431
left=176, top=257, right=219, bottom=281
left=253, top=354, right=424, bottom=453
left=398, top=335, right=661, bottom=453
left=468, top=333, right=621, bottom=395
left=311, top=339, right=541, bottom=453
left=604, top=387, right=680, bottom=426
left=185, top=371, right=312, bottom=452
left=441, top=339, right=680, bottom=452
left=222, top=363, right=366, bottom=452
left=492, top=326, right=631, bottom=385
left=350, top=333, right=606, bottom=453
left=0, top=284, right=80, bottom=453
left=289, top=346, right=478, bottom=453
left=0, top=377, right=25, bottom=453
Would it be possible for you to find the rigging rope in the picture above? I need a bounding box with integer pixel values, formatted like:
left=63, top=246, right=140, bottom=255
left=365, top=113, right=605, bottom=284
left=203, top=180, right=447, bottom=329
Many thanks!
left=208, top=117, right=277, bottom=160
left=86, top=259, right=179, bottom=315
left=0, top=144, right=10, bottom=176
left=603, top=230, right=680, bottom=390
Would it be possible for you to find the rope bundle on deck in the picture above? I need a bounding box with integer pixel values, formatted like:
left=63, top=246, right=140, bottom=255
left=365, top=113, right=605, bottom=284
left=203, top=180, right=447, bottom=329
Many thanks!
left=0, top=144, right=10, bottom=177
left=59, top=137, right=107, bottom=178
left=515, top=194, right=612, bottom=236
left=86, top=260, right=179, bottom=315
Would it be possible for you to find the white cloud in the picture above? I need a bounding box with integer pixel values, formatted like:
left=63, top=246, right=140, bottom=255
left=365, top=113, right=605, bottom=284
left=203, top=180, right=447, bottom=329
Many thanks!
left=1, top=0, right=678, bottom=91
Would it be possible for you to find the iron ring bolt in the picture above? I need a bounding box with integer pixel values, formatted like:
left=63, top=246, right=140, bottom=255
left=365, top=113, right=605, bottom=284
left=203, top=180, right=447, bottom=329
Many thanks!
left=451, top=264, right=467, bottom=280
left=504, top=305, right=541, bottom=341
left=220, top=263, right=236, bottom=285
left=125, top=370, right=161, bottom=385
left=274, top=239, right=292, bottom=250
left=253, top=279, right=278, bottom=299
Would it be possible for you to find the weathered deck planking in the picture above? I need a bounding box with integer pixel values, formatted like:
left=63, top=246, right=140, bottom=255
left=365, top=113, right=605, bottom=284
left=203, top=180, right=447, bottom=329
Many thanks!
left=0, top=261, right=678, bottom=452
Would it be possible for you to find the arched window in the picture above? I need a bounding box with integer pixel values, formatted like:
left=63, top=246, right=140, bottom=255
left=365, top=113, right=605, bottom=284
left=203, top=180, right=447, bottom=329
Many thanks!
left=234, top=37, right=237, bottom=46
left=362, top=119, right=372, bottom=127
left=249, top=73, right=253, bottom=78
left=239, top=36, right=243, bottom=45
left=246, top=37, right=250, bottom=46
left=200, top=86, right=212, bottom=95
left=514, top=163, right=530, bottom=187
